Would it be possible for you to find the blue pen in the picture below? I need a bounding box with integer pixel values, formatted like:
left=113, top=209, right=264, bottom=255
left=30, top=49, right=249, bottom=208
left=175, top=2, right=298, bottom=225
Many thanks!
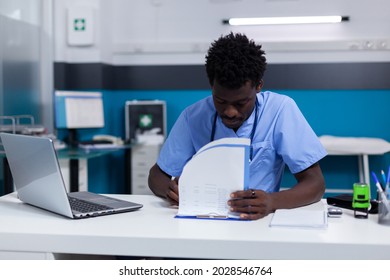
left=386, top=165, right=390, bottom=190
left=385, top=166, right=390, bottom=199
left=371, top=171, right=384, bottom=191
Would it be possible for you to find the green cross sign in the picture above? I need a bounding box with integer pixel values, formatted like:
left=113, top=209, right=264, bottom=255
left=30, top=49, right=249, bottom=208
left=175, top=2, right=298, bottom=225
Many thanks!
left=139, top=114, right=153, bottom=128
left=74, top=18, right=86, bottom=31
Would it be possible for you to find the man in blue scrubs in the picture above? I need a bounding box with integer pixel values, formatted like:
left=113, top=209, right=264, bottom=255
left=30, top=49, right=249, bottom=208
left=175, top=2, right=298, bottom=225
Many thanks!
left=148, top=32, right=327, bottom=220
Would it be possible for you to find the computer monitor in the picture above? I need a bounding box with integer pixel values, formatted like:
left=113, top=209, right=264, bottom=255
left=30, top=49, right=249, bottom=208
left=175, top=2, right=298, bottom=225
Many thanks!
left=54, top=90, right=105, bottom=146
left=125, top=100, right=166, bottom=142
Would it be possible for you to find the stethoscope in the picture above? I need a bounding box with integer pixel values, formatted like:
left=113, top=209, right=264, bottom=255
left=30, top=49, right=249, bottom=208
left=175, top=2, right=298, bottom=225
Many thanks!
left=210, top=98, right=259, bottom=161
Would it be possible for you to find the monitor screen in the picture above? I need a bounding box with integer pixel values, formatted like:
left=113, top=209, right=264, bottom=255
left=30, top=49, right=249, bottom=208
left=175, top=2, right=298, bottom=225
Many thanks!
left=54, top=91, right=105, bottom=129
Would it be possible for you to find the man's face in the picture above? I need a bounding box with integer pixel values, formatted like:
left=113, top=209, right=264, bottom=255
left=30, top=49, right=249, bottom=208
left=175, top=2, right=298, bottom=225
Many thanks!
left=212, top=80, right=260, bottom=130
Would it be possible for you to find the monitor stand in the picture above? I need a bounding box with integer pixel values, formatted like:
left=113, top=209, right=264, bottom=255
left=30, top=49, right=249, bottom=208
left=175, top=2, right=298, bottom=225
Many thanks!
left=66, top=128, right=80, bottom=193
left=67, top=128, right=79, bottom=148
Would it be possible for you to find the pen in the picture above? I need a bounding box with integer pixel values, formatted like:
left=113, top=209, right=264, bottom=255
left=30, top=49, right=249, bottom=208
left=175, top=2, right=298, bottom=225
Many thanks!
left=372, top=171, right=390, bottom=206
left=371, top=171, right=384, bottom=191
left=386, top=166, right=390, bottom=199
left=372, top=171, right=390, bottom=215
left=381, top=170, right=387, bottom=187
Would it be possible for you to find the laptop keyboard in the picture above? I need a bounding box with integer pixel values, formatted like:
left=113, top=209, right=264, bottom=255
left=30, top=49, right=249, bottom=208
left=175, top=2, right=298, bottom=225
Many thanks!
left=68, top=197, right=112, bottom=213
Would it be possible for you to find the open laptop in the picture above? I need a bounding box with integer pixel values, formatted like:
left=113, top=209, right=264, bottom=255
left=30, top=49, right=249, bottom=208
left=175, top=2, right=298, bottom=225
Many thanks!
left=0, top=132, right=143, bottom=219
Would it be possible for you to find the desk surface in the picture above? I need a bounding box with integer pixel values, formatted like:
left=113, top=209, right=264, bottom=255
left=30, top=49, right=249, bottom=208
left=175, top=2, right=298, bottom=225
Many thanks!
left=1, top=193, right=390, bottom=259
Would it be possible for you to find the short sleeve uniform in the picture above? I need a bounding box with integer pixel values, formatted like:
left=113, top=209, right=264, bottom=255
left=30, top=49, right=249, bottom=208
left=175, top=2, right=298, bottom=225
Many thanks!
left=157, top=91, right=327, bottom=192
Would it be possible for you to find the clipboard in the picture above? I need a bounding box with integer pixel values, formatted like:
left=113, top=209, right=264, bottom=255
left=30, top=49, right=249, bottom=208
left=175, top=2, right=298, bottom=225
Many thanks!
left=175, top=213, right=246, bottom=221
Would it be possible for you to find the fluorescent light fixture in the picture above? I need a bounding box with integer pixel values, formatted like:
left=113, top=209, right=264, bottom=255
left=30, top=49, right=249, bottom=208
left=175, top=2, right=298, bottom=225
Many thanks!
left=223, top=16, right=349, bottom=26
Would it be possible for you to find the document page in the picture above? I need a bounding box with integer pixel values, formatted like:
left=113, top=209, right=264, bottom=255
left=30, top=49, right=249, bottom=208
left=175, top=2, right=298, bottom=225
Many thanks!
left=177, top=138, right=250, bottom=219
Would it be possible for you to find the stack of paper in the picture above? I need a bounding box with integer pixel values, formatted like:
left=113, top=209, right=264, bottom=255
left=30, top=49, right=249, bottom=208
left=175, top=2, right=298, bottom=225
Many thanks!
left=176, top=137, right=250, bottom=220
left=269, top=201, right=328, bottom=229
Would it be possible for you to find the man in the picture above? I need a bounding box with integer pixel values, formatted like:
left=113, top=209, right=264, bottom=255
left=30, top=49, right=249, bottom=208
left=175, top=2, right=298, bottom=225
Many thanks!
left=148, top=32, right=327, bottom=220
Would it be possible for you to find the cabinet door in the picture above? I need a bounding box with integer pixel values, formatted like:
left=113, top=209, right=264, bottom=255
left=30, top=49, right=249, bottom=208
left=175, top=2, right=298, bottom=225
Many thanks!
left=130, top=145, right=160, bottom=194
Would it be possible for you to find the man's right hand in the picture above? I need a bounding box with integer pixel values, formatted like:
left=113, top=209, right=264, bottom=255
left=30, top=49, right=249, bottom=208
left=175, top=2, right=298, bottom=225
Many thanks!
left=166, top=177, right=179, bottom=205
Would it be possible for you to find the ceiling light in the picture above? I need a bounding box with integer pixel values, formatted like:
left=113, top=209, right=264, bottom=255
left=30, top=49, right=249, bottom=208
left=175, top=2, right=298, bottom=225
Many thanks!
left=223, top=16, right=349, bottom=26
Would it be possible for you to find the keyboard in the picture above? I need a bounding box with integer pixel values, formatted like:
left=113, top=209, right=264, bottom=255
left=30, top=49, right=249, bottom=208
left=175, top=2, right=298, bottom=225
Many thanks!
left=68, top=197, right=112, bottom=213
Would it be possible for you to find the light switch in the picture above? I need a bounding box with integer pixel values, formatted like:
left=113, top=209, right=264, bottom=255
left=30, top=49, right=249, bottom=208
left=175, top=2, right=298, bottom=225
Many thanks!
left=67, top=6, right=94, bottom=46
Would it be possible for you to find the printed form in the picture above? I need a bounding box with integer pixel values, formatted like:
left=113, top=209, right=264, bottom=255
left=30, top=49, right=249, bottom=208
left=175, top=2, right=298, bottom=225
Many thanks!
left=176, top=138, right=250, bottom=219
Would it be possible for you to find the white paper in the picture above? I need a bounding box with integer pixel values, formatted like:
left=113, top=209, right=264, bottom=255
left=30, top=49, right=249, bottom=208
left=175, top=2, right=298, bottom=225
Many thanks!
left=177, top=138, right=250, bottom=219
left=269, top=201, right=328, bottom=229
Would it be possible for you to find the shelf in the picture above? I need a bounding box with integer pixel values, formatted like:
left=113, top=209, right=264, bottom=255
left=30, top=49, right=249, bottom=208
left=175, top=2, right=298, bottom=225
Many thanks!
left=319, top=135, right=390, bottom=185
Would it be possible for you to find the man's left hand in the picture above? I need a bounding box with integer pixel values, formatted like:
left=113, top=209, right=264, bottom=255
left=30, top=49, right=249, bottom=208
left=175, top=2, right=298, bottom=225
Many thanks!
left=228, top=189, right=274, bottom=220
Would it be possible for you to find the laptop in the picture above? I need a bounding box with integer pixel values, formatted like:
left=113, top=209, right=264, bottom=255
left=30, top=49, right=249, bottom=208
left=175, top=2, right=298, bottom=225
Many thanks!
left=0, top=132, right=143, bottom=219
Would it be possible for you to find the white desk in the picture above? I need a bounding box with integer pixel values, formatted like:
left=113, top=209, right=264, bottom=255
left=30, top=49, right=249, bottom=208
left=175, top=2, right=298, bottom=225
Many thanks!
left=1, top=193, right=390, bottom=260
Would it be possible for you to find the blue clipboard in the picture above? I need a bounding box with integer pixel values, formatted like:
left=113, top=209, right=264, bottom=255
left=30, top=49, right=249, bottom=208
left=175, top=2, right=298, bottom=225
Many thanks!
left=174, top=214, right=249, bottom=221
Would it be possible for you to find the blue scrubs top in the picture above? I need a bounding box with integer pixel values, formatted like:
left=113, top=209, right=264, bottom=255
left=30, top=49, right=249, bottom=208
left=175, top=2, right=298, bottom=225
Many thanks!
left=157, top=91, right=327, bottom=192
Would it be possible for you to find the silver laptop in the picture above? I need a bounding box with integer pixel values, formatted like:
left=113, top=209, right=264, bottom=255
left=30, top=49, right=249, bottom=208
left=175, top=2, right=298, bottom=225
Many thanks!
left=0, top=132, right=143, bottom=219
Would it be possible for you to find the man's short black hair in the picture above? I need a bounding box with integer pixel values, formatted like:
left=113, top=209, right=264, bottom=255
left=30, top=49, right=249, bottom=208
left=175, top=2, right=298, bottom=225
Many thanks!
left=205, top=32, right=267, bottom=89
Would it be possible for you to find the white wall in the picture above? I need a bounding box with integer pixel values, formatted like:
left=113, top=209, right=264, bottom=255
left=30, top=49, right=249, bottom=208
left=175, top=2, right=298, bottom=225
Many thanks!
left=54, top=0, right=390, bottom=65
left=54, top=0, right=103, bottom=63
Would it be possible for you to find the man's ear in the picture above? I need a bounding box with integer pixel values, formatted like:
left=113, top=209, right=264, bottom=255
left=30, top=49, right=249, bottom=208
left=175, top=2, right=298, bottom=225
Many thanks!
left=256, top=80, right=264, bottom=92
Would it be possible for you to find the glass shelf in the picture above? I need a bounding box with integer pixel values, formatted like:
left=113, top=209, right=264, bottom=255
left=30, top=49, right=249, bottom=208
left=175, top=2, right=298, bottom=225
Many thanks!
left=1, top=145, right=131, bottom=159
left=56, top=146, right=130, bottom=160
